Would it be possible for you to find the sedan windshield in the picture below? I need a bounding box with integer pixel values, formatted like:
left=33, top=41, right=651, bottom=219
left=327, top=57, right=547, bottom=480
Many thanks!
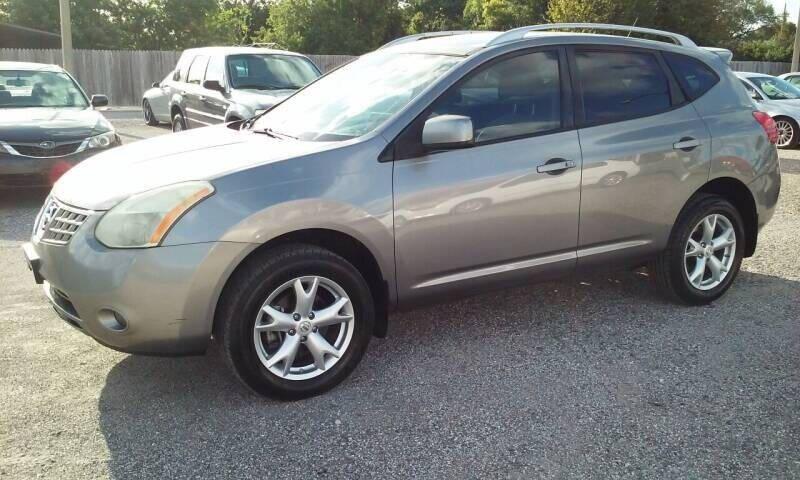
left=252, top=52, right=462, bottom=141
left=749, top=76, right=800, bottom=100
left=0, top=70, right=88, bottom=108
left=227, top=54, right=320, bottom=91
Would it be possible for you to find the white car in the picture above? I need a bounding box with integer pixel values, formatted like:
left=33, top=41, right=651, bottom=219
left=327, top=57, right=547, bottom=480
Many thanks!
left=141, top=71, right=173, bottom=126
left=778, top=72, right=800, bottom=87
left=737, top=71, right=800, bottom=148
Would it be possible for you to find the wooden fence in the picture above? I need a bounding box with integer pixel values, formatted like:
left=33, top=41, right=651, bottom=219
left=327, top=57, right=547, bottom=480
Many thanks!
left=0, top=49, right=355, bottom=106
left=730, top=61, right=792, bottom=76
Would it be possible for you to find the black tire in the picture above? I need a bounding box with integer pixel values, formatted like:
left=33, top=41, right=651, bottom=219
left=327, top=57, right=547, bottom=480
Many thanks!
left=216, top=244, right=374, bottom=400
left=649, top=194, right=745, bottom=305
left=774, top=116, right=799, bottom=149
left=143, top=99, right=159, bottom=126
left=171, top=112, right=187, bottom=132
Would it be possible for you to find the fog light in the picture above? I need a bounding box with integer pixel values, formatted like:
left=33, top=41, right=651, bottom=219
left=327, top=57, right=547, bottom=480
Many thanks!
left=98, top=309, right=128, bottom=332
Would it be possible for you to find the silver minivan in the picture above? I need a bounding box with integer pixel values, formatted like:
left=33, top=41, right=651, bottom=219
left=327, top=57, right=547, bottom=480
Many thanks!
left=24, top=24, right=781, bottom=399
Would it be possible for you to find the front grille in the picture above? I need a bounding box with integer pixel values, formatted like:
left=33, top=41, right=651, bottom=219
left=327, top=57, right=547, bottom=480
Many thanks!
left=9, top=142, right=82, bottom=158
left=35, top=198, right=91, bottom=245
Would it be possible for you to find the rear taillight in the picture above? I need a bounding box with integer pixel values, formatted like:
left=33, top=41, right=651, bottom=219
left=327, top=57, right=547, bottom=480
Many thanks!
left=753, top=111, right=778, bottom=144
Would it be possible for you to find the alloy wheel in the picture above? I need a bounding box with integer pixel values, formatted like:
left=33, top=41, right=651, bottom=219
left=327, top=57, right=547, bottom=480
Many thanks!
left=683, top=213, right=737, bottom=291
left=253, top=276, right=355, bottom=380
left=776, top=119, right=794, bottom=147
left=143, top=101, right=152, bottom=123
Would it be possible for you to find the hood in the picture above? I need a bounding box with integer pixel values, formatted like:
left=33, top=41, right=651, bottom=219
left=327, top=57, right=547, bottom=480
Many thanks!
left=230, top=88, right=296, bottom=109
left=52, top=124, right=335, bottom=210
left=0, top=107, right=112, bottom=143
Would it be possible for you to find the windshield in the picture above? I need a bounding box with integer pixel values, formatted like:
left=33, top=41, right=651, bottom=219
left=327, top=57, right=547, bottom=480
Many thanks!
left=227, top=54, right=320, bottom=90
left=0, top=70, right=88, bottom=108
left=748, top=76, right=800, bottom=100
left=252, top=52, right=462, bottom=141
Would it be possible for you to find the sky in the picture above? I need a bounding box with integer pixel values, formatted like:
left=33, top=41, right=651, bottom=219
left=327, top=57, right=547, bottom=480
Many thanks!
left=771, top=0, right=800, bottom=23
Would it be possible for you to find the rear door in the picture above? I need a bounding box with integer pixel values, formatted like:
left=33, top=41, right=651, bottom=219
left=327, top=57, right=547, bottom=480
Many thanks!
left=183, top=55, right=210, bottom=128
left=570, top=47, right=712, bottom=269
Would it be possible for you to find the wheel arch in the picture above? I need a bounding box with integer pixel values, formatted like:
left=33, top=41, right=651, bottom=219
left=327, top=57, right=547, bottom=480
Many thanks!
left=213, top=228, right=390, bottom=339
left=693, top=177, right=759, bottom=257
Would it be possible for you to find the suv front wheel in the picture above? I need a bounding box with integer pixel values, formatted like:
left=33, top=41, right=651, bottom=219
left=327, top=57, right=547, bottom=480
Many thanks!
left=217, top=245, right=374, bottom=400
left=650, top=194, right=745, bottom=305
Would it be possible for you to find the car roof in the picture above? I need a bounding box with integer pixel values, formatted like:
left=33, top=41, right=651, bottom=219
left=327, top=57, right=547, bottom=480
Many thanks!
left=0, top=61, right=65, bottom=72
left=384, top=30, right=717, bottom=60
left=181, top=46, right=309, bottom=58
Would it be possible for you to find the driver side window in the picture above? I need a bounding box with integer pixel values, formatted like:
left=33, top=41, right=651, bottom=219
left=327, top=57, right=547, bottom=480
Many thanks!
left=429, top=50, right=562, bottom=143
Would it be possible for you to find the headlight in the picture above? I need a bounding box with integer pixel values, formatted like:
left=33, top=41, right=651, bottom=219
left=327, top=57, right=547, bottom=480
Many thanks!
left=95, top=181, right=214, bottom=248
left=87, top=131, right=117, bottom=150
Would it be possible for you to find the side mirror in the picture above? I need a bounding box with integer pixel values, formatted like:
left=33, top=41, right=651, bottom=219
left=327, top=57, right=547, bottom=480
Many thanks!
left=90, top=94, right=109, bottom=107
left=422, top=115, right=474, bottom=150
left=203, top=79, right=225, bottom=93
left=152, top=81, right=160, bottom=88
left=749, top=90, right=761, bottom=101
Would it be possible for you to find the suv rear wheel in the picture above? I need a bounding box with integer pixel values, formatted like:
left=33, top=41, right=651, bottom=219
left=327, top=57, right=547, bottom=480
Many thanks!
left=217, top=244, right=374, bottom=400
left=650, top=194, right=745, bottom=305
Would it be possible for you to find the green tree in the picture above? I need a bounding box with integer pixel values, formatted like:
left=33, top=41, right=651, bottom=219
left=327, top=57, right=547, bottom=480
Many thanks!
left=258, top=0, right=404, bottom=55
left=464, top=0, right=547, bottom=30
left=6, top=0, right=121, bottom=49
left=403, top=0, right=466, bottom=34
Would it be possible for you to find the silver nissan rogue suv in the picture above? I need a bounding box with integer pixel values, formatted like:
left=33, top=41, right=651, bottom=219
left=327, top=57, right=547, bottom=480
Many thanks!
left=23, top=24, right=781, bottom=399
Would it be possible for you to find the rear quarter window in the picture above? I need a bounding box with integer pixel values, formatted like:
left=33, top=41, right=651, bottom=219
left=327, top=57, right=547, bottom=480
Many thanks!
left=575, top=49, right=672, bottom=125
left=663, top=52, right=720, bottom=100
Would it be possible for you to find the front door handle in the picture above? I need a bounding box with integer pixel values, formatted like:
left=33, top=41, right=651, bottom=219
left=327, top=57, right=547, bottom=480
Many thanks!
left=674, top=137, right=701, bottom=152
left=537, top=159, right=576, bottom=174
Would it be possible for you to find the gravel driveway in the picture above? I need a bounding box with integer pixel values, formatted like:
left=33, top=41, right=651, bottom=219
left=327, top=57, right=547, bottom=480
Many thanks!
left=1, top=122, right=798, bottom=479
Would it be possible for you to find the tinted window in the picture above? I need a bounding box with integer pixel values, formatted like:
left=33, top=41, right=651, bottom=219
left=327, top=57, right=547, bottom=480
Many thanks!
left=205, top=55, right=225, bottom=84
left=186, top=56, right=209, bottom=84
left=428, top=50, right=562, bottom=143
left=663, top=53, right=719, bottom=100
left=576, top=50, right=672, bottom=124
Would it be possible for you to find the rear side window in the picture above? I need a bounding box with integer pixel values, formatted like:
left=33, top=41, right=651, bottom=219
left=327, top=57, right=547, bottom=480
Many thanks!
left=174, top=54, right=193, bottom=82
left=663, top=52, right=719, bottom=100
left=575, top=50, right=672, bottom=125
left=429, top=50, right=562, bottom=143
left=187, top=56, right=209, bottom=84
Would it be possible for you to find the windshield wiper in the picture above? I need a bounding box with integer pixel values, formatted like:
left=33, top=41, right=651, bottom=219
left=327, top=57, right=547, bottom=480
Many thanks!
left=259, top=127, right=296, bottom=139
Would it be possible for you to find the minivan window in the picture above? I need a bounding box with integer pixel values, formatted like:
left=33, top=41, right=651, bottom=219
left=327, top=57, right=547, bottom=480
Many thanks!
left=205, top=55, right=225, bottom=85
left=226, top=54, right=319, bottom=91
left=576, top=50, right=672, bottom=124
left=253, top=52, right=461, bottom=141
left=429, top=50, right=561, bottom=143
left=187, top=56, right=209, bottom=85
left=663, top=52, right=719, bottom=100
left=747, top=76, right=800, bottom=100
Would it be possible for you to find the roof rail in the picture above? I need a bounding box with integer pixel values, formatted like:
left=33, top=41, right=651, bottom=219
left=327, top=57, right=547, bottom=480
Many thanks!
left=380, top=31, right=486, bottom=50
left=487, top=23, right=697, bottom=48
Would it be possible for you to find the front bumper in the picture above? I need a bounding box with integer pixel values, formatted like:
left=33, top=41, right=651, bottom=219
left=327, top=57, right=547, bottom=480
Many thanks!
left=0, top=142, right=119, bottom=186
left=23, top=213, right=254, bottom=356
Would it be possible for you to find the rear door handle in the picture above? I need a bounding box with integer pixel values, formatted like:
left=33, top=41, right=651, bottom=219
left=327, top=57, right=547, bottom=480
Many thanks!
left=674, top=137, right=701, bottom=151
left=537, top=159, right=576, bottom=174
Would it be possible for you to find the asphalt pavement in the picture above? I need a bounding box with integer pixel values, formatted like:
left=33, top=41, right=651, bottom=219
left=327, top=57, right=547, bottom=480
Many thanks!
left=1, top=120, right=798, bottom=479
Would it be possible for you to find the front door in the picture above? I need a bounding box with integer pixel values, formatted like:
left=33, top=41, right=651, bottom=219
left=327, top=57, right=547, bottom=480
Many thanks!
left=392, top=49, right=582, bottom=305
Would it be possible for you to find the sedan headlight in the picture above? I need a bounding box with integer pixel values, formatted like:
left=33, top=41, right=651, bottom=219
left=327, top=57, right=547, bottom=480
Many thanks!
left=95, top=181, right=214, bottom=248
left=87, top=131, right=118, bottom=150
